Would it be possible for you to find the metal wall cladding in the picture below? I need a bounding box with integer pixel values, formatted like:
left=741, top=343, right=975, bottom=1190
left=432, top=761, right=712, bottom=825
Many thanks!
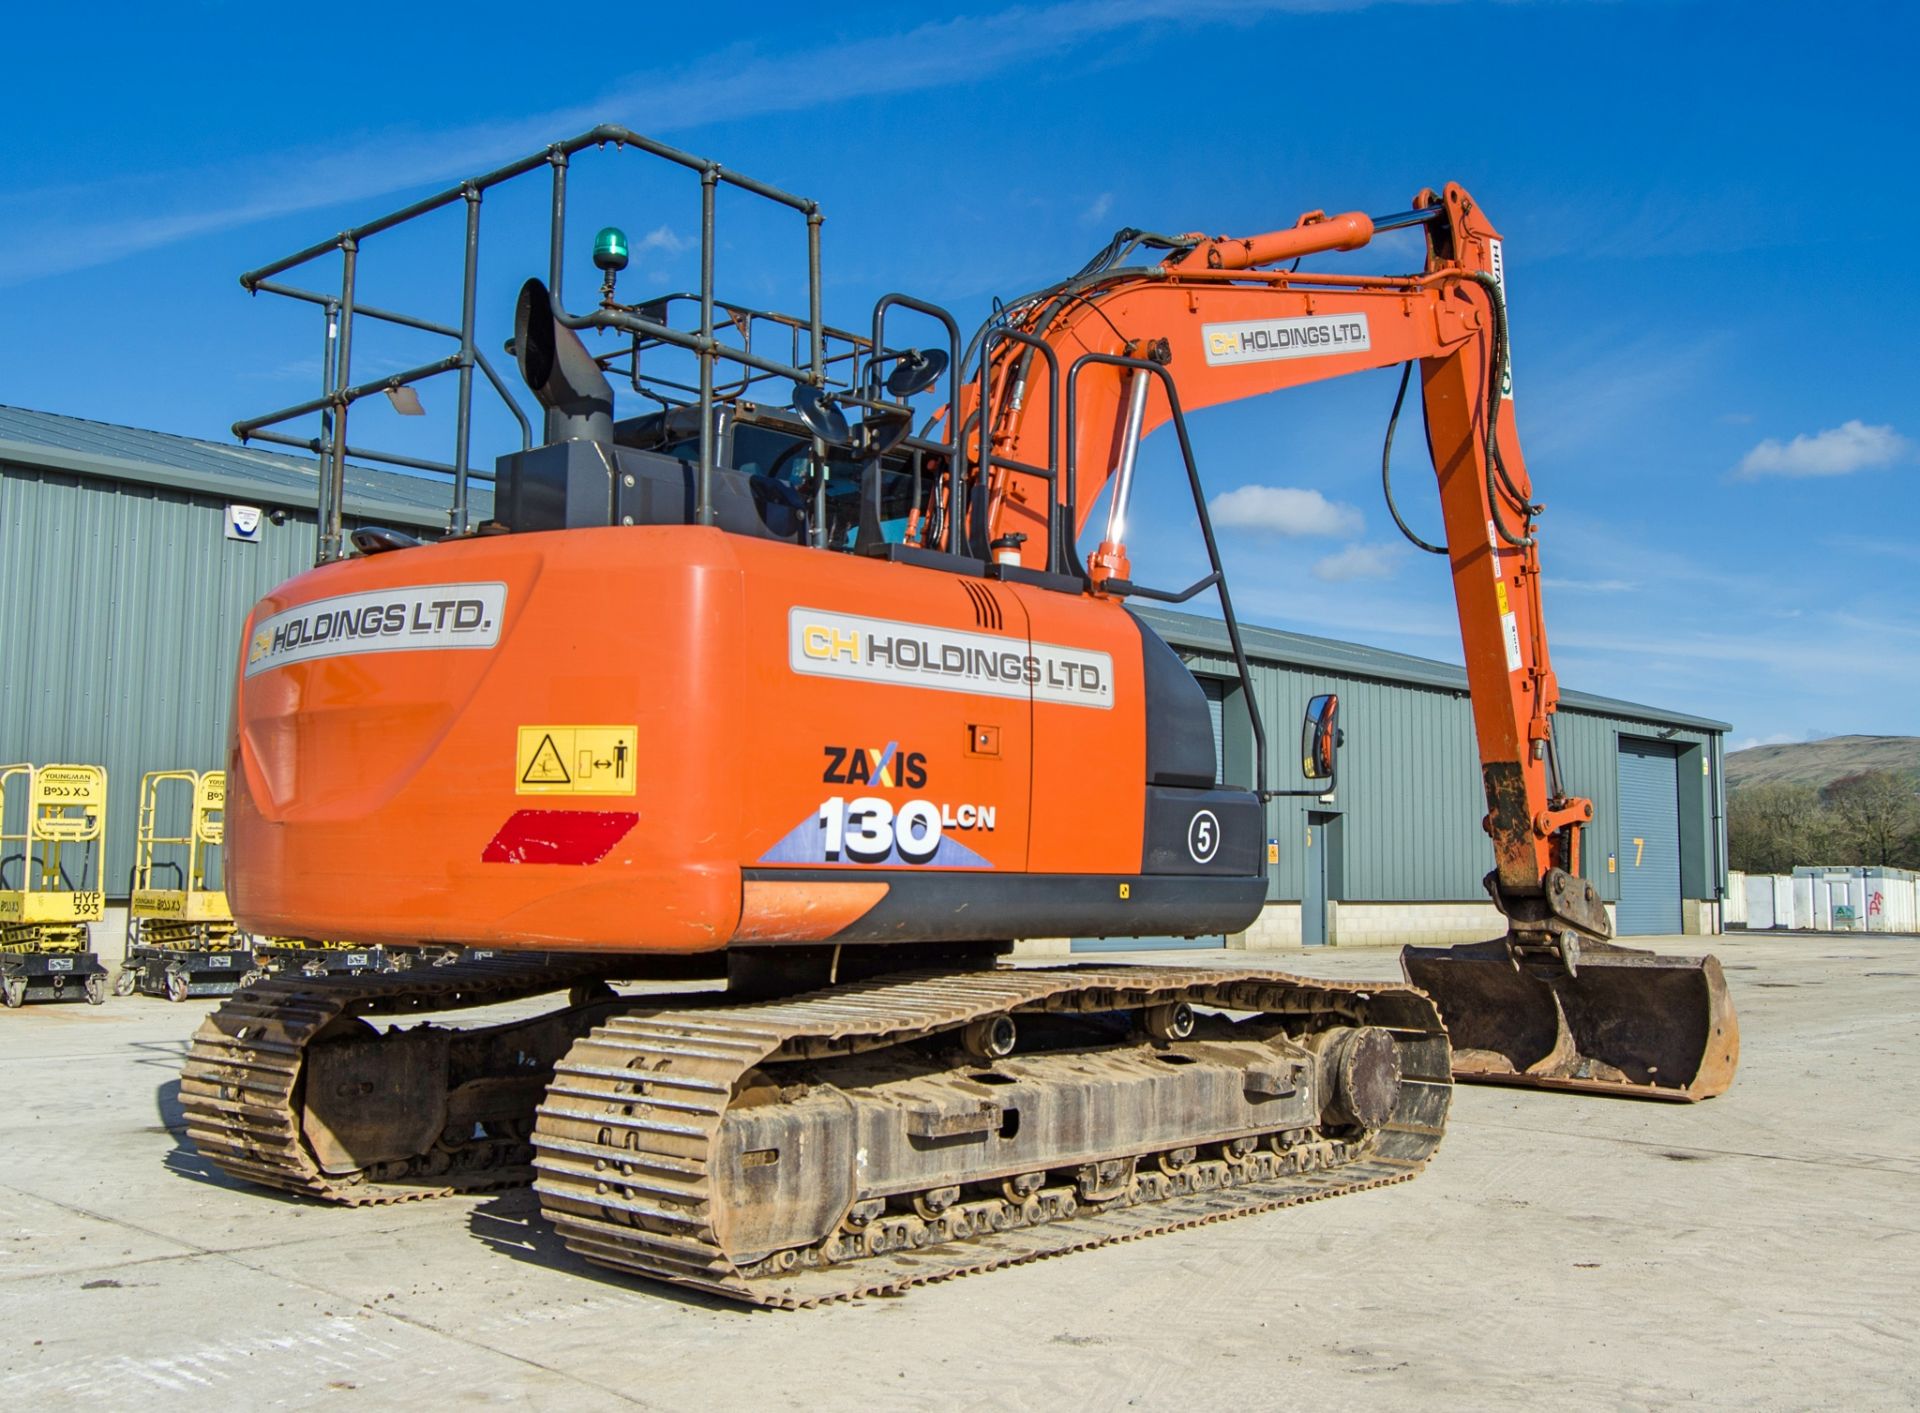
left=0, top=462, right=320, bottom=892
left=1180, top=643, right=1723, bottom=908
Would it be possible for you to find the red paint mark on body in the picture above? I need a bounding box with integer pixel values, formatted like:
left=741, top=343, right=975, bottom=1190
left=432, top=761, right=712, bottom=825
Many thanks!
left=482, top=810, right=639, bottom=865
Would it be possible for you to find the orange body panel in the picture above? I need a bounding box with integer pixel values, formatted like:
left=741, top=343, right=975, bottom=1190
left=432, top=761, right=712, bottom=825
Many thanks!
left=228, top=527, right=1152, bottom=952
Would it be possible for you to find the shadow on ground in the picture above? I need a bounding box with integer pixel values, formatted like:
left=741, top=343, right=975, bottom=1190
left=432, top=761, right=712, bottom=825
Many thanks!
left=466, top=1190, right=749, bottom=1314
left=153, top=1076, right=316, bottom=1202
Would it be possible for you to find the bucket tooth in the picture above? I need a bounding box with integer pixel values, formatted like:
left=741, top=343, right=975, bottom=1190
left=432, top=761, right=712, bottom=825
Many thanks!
left=1400, top=938, right=1739, bottom=1102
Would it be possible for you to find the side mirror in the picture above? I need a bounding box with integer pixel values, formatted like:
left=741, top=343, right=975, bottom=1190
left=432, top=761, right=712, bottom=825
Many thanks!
left=1301, top=693, right=1342, bottom=782
left=790, top=383, right=852, bottom=447
left=884, top=347, right=949, bottom=400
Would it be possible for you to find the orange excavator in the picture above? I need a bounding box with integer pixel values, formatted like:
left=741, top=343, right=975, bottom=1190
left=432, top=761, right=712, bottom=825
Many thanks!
left=185, top=126, right=1737, bottom=1307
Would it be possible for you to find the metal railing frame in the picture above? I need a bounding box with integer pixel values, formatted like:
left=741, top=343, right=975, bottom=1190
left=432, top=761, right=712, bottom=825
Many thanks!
left=233, top=125, right=826, bottom=561
left=972, top=328, right=1060, bottom=565
left=1064, top=351, right=1269, bottom=797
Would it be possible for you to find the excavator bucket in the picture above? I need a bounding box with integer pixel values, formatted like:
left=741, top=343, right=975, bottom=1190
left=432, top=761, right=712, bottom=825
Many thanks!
left=1400, top=939, right=1739, bottom=1102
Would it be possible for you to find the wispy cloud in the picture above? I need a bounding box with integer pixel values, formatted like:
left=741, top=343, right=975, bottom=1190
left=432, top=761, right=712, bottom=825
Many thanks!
left=0, top=0, right=1473, bottom=287
left=1542, top=576, right=1637, bottom=594
left=1731, top=731, right=1814, bottom=753
left=1554, top=621, right=1920, bottom=685
left=1512, top=185, right=1798, bottom=264
left=1311, top=542, right=1403, bottom=582
left=635, top=225, right=691, bottom=256
left=1082, top=192, right=1115, bottom=224
left=1211, top=485, right=1362, bottom=537
left=1732, top=419, right=1910, bottom=479
left=1518, top=330, right=1722, bottom=457
left=1843, top=536, right=1920, bottom=565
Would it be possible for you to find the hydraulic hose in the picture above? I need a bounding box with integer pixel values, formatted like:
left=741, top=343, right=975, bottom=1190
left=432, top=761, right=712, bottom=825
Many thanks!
left=1381, top=361, right=1447, bottom=555
left=1470, top=271, right=1538, bottom=548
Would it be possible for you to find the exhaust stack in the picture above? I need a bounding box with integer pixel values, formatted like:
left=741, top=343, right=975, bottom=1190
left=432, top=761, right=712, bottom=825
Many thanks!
left=514, top=278, right=613, bottom=446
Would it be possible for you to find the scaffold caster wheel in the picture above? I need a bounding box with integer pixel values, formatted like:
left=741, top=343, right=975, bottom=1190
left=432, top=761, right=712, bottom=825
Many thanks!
left=112, top=968, right=137, bottom=997
left=85, top=972, right=107, bottom=1005
left=165, top=969, right=189, bottom=1004
left=2, top=975, right=24, bottom=1009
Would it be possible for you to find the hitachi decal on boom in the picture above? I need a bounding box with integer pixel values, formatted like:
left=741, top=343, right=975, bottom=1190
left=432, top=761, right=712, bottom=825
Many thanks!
left=182, top=126, right=1737, bottom=1307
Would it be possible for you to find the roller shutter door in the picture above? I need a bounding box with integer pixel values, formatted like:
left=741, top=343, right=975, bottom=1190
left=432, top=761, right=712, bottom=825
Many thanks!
left=1617, top=739, right=1683, bottom=935
left=1200, top=678, right=1225, bottom=785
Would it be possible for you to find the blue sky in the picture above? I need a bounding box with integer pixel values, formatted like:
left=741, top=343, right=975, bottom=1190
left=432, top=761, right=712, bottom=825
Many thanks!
left=2, top=0, right=1914, bottom=748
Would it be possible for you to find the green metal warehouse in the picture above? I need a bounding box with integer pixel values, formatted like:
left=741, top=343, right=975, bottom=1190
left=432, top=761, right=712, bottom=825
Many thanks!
left=1, top=405, right=1728, bottom=952
left=1131, top=608, right=1729, bottom=953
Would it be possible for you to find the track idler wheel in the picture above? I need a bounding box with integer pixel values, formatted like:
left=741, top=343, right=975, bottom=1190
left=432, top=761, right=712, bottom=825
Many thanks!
left=962, top=1015, right=1017, bottom=1060
left=1401, top=938, right=1740, bottom=1101
left=1308, top=1026, right=1403, bottom=1132
left=1144, top=1002, right=1196, bottom=1041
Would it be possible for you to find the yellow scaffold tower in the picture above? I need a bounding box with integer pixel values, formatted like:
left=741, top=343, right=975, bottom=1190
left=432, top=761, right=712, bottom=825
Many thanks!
left=119, top=770, right=248, bottom=1001
left=0, top=763, right=109, bottom=1006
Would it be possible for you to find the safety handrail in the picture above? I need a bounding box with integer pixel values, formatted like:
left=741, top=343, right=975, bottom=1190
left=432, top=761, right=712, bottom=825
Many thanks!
left=1064, top=352, right=1269, bottom=799
left=232, top=125, right=826, bottom=560
left=868, top=294, right=964, bottom=553
left=972, top=329, right=1061, bottom=566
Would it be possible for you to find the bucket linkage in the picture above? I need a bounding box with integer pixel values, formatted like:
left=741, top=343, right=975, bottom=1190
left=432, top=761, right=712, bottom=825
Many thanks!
left=1401, top=871, right=1740, bottom=1102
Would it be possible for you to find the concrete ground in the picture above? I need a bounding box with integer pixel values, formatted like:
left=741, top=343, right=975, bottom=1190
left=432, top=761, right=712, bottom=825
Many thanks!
left=1, top=932, right=1914, bottom=1411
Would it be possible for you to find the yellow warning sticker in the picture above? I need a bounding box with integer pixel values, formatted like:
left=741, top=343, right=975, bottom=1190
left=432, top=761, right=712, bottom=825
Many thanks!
left=1494, top=579, right=1511, bottom=615
left=515, top=726, right=638, bottom=796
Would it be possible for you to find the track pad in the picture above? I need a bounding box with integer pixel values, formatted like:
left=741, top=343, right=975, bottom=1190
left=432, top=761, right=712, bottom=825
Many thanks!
left=304, top=1028, right=451, bottom=1173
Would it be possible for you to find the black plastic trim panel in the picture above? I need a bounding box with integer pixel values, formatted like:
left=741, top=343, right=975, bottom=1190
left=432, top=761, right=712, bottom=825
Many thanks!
left=739, top=869, right=1267, bottom=943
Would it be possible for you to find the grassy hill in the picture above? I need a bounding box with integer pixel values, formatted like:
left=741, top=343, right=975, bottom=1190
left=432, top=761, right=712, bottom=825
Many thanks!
left=1726, top=735, right=1920, bottom=793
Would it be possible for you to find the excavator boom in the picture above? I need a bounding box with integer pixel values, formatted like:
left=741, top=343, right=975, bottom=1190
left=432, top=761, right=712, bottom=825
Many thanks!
left=961, top=185, right=1737, bottom=1099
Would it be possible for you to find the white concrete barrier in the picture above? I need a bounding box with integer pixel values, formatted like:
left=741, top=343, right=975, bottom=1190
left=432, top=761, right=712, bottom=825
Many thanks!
left=1723, top=866, right=1920, bottom=932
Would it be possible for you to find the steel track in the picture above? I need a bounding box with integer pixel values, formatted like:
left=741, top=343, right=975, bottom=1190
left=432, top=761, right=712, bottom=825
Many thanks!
left=180, top=956, right=616, bottom=1204
left=181, top=960, right=1450, bottom=1303
left=531, top=965, right=1451, bottom=1307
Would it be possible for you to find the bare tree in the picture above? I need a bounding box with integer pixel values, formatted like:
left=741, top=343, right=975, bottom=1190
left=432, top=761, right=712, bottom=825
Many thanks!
left=1822, top=770, right=1920, bottom=867
left=1728, top=782, right=1826, bottom=873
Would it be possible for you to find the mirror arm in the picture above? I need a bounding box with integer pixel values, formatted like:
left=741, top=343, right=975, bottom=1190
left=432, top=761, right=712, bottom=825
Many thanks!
left=1261, top=763, right=1335, bottom=802
left=1099, top=571, right=1220, bottom=604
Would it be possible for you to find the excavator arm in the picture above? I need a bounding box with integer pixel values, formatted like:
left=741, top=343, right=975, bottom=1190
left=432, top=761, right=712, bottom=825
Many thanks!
left=942, top=183, right=1736, bottom=1099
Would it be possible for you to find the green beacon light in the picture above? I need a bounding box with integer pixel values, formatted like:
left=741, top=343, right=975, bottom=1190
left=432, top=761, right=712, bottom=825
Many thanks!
left=593, top=226, right=630, bottom=272
left=592, top=226, right=629, bottom=301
